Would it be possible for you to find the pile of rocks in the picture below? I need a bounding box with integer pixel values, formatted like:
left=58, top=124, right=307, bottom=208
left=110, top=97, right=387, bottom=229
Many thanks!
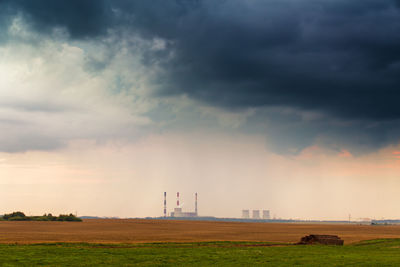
left=297, top=234, right=344, bottom=245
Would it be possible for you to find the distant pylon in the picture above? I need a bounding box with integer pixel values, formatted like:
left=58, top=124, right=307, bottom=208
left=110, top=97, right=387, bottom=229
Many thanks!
left=163, top=192, right=167, bottom=217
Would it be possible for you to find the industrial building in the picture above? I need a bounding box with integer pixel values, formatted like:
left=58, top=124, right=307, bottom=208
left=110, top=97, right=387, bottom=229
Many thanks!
left=166, top=192, right=198, bottom=218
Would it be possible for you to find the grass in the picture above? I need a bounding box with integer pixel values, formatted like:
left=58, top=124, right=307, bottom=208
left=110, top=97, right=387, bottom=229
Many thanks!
left=1, top=239, right=400, bottom=266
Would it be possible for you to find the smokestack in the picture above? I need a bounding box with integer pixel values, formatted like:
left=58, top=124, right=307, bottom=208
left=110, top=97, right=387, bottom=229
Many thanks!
left=163, top=192, right=167, bottom=217
left=177, top=192, right=180, bottom=207
left=195, top=192, right=198, bottom=215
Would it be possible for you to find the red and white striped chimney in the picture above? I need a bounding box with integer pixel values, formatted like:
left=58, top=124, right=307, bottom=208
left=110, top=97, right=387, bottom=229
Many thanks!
left=163, top=192, right=167, bottom=217
left=195, top=192, right=198, bottom=215
left=176, top=192, right=180, bottom=207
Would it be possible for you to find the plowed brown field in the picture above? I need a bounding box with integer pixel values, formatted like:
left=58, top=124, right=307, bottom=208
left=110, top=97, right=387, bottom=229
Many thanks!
left=0, top=219, right=399, bottom=244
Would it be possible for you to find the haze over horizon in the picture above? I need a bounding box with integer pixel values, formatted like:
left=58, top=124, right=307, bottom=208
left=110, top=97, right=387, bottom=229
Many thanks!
left=1, top=0, right=400, bottom=220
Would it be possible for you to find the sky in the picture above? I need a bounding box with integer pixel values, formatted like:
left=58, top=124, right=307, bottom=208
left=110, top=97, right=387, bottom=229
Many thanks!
left=1, top=0, right=400, bottom=220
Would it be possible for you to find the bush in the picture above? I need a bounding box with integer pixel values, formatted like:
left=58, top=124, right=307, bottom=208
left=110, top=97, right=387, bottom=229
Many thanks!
left=3, top=211, right=26, bottom=220
left=1, top=212, right=82, bottom=222
left=9, top=216, right=29, bottom=221
left=57, top=214, right=82, bottom=222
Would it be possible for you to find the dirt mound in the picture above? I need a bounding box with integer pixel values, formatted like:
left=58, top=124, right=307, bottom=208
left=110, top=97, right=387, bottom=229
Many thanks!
left=298, top=234, right=344, bottom=245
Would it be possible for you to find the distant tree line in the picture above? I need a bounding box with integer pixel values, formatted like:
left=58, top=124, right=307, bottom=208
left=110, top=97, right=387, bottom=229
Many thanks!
left=0, top=211, right=82, bottom=222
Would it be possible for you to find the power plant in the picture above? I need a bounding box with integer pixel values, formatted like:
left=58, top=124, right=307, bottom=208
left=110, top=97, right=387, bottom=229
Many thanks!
left=166, top=192, right=199, bottom=218
left=163, top=192, right=271, bottom=221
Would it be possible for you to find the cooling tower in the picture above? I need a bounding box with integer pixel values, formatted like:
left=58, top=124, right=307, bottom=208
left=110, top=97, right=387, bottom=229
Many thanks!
left=242, top=209, right=250, bottom=219
left=252, top=210, right=260, bottom=219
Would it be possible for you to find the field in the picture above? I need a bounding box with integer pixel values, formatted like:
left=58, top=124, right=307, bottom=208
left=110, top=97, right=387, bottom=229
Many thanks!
left=1, top=219, right=400, bottom=266
left=1, top=219, right=400, bottom=244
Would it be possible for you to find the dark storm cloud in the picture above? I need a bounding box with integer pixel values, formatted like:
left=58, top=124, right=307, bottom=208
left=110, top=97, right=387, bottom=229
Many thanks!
left=144, top=0, right=400, bottom=121
left=2, top=0, right=400, bottom=119
left=2, top=0, right=400, bottom=152
left=0, top=0, right=112, bottom=38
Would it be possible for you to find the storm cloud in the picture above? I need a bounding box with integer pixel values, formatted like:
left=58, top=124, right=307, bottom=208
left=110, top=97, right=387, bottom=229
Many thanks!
left=1, top=0, right=400, bottom=153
